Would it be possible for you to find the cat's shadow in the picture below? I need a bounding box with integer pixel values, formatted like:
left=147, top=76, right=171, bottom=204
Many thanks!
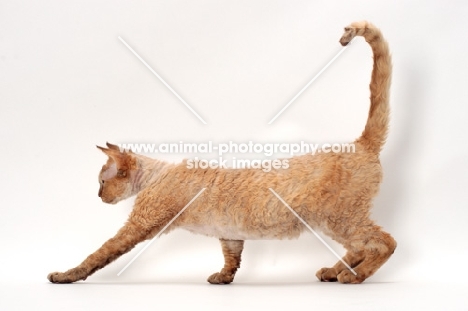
left=73, top=280, right=397, bottom=286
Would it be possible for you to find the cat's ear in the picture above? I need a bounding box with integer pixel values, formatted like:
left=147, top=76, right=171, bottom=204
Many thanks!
left=104, top=142, right=133, bottom=154
left=97, top=145, right=132, bottom=171
left=96, top=145, right=124, bottom=162
left=106, top=142, right=121, bottom=151
left=97, top=145, right=117, bottom=156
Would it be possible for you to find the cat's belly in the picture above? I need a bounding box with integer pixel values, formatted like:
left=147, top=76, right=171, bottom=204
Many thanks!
left=181, top=225, right=278, bottom=240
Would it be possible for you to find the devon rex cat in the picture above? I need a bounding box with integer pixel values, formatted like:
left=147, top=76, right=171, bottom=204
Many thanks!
left=48, top=21, right=396, bottom=284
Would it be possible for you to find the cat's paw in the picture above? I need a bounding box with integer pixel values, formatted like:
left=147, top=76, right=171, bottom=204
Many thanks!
left=316, top=267, right=338, bottom=282
left=48, top=272, right=74, bottom=283
left=207, top=272, right=234, bottom=285
left=47, top=268, right=87, bottom=284
left=337, top=270, right=364, bottom=284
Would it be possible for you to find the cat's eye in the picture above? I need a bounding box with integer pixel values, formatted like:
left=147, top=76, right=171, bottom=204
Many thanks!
left=117, top=170, right=127, bottom=177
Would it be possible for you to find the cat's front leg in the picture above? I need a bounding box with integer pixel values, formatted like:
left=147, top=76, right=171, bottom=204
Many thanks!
left=48, top=220, right=149, bottom=283
left=207, top=239, right=244, bottom=285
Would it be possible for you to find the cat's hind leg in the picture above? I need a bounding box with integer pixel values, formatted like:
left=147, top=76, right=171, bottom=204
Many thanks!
left=336, top=228, right=396, bottom=284
left=317, top=226, right=396, bottom=284
left=207, top=239, right=244, bottom=284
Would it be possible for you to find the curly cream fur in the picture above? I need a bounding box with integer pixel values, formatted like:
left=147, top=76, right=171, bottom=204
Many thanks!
left=48, top=21, right=396, bottom=285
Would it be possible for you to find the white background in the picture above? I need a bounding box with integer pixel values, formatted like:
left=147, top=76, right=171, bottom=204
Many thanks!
left=1, top=0, right=468, bottom=310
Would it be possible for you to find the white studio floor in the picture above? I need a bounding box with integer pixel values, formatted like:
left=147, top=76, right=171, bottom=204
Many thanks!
left=3, top=1, right=468, bottom=310
left=2, top=281, right=466, bottom=310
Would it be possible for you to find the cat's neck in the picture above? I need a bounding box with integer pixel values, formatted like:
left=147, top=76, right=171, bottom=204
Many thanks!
left=131, top=155, right=171, bottom=194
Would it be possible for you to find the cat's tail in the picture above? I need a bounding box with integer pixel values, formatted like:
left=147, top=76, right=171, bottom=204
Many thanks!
left=340, top=21, right=392, bottom=153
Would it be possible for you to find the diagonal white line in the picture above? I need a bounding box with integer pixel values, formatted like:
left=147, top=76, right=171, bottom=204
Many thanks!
left=268, top=188, right=357, bottom=276
left=117, top=188, right=206, bottom=276
left=268, top=38, right=354, bottom=124
left=118, top=36, right=207, bottom=125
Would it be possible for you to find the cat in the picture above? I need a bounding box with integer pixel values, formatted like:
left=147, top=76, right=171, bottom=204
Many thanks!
left=48, top=21, right=396, bottom=284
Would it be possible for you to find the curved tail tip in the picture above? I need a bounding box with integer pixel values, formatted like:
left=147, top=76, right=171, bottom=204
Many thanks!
left=339, top=21, right=372, bottom=46
left=340, top=38, right=351, bottom=46
left=339, top=27, right=356, bottom=46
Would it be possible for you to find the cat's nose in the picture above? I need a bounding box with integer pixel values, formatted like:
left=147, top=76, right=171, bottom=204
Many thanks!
left=98, top=184, right=103, bottom=197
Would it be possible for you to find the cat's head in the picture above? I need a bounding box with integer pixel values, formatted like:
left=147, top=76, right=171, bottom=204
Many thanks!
left=97, top=142, right=138, bottom=204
